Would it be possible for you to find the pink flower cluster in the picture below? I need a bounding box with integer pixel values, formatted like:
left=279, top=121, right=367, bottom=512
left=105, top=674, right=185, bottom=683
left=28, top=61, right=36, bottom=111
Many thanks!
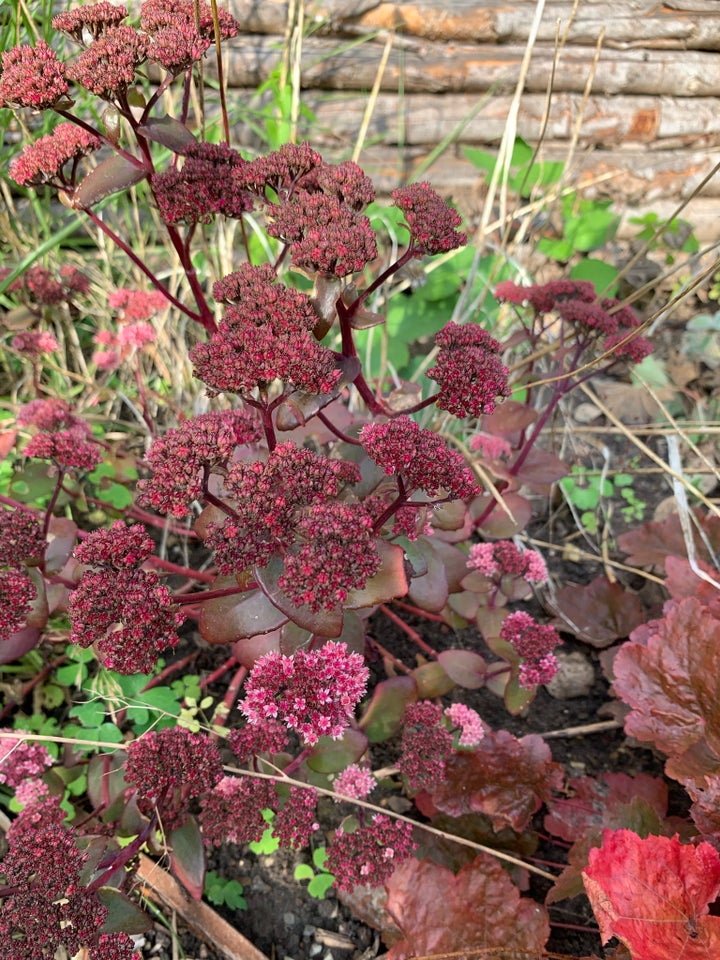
left=495, top=279, right=652, bottom=364
left=392, top=181, right=467, bottom=255
left=124, top=727, right=223, bottom=829
left=2, top=265, right=89, bottom=304
left=69, top=522, right=185, bottom=673
left=10, top=331, right=59, bottom=356
left=138, top=409, right=261, bottom=517
left=227, top=718, right=289, bottom=763
left=200, top=776, right=276, bottom=846
left=19, top=395, right=99, bottom=474
left=397, top=701, right=454, bottom=791
left=153, top=142, right=252, bottom=224
left=0, top=793, right=123, bottom=958
left=0, top=730, right=53, bottom=789
left=469, top=431, right=512, bottom=460
left=0, top=568, right=37, bottom=637
left=66, top=25, right=148, bottom=99
left=267, top=190, right=378, bottom=277
left=444, top=703, right=485, bottom=747
left=53, top=3, right=128, bottom=42
left=191, top=263, right=341, bottom=397
left=278, top=502, right=381, bottom=612
left=333, top=764, right=376, bottom=801
left=272, top=786, right=320, bottom=849
left=0, top=40, right=68, bottom=110
left=108, top=286, right=168, bottom=321
left=0, top=504, right=42, bottom=632
left=359, top=415, right=480, bottom=501
left=427, top=321, right=510, bottom=418
left=500, top=610, right=561, bottom=688
left=9, top=122, right=101, bottom=188
left=241, top=641, right=369, bottom=746
left=206, top=442, right=359, bottom=576
left=326, top=814, right=416, bottom=892
left=239, top=142, right=322, bottom=197
left=468, top=540, right=547, bottom=583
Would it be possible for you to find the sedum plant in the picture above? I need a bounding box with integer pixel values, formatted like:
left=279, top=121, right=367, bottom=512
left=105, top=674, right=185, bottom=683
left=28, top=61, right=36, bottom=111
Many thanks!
left=0, top=3, right=695, bottom=959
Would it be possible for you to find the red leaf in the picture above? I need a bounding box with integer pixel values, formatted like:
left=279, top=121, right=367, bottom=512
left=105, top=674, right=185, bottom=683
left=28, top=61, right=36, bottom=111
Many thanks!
left=72, top=153, right=147, bottom=207
left=613, top=598, right=720, bottom=783
left=199, top=581, right=288, bottom=644
left=136, top=115, right=197, bottom=152
left=169, top=816, right=206, bottom=900
left=384, top=855, right=549, bottom=960
left=551, top=576, right=646, bottom=647
left=583, top=830, right=720, bottom=959
left=545, top=772, right=668, bottom=843
left=617, top=511, right=720, bottom=568
left=665, top=556, right=720, bottom=617
left=426, top=729, right=563, bottom=832
left=471, top=491, right=532, bottom=539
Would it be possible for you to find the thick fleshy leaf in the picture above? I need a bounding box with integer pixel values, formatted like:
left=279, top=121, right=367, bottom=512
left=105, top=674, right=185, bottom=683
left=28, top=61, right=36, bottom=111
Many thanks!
left=254, top=554, right=344, bottom=637
left=437, top=649, right=487, bottom=689
left=232, top=630, right=281, bottom=668
left=0, top=625, right=40, bottom=664
left=0, top=429, right=17, bottom=463
left=345, top=540, right=408, bottom=610
left=24, top=566, right=49, bottom=629
left=200, top=580, right=288, bottom=644
left=169, top=816, right=206, bottom=900
left=429, top=500, right=472, bottom=540
left=72, top=153, right=147, bottom=208
left=358, top=676, right=417, bottom=743
left=306, top=728, right=369, bottom=773
left=136, top=115, right=197, bottom=152
left=426, top=729, right=563, bottom=832
left=472, top=491, right=532, bottom=539
left=412, top=661, right=455, bottom=699
left=98, top=887, right=153, bottom=935
left=613, top=597, right=720, bottom=782
left=406, top=541, right=449, bottom=613
left=87, top=752, right=129, bottom=814
left=551, top=576, right=646, bottom=646
left=583, top=830, right=720, bottom=958
left=384, top=855, right=550, bottom=960
left=44, top=516, right=78, bottom=575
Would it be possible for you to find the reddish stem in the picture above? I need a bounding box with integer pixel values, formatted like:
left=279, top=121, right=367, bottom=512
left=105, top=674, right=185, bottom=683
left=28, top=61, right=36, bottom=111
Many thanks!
left=200, top=656, right=239, bottom=691
left=391, top=599, right=446, bottom=623
left=379, top=604, right=438, bottom=658
left=366, top=636, right=413, bottom=675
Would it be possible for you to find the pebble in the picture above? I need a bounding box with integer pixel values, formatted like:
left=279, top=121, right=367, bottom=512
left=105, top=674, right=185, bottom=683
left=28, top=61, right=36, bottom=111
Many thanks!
left=545, top=651, right=595, bottom=699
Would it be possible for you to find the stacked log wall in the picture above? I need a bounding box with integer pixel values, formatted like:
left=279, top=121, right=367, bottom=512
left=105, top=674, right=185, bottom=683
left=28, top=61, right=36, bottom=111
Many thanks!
left=223, top=0, right=720, bottom=238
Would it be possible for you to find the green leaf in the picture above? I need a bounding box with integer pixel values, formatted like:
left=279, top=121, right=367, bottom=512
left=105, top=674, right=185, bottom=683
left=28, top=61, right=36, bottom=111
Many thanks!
left=294, top=864, right=315, bottom=882
left=249, top=825, right=280, bottom=855
left=70, top=699, right=106, bottom=728
left=307, top=873, right=335, bottom=899
left=570, top=258, right=619, bottom=296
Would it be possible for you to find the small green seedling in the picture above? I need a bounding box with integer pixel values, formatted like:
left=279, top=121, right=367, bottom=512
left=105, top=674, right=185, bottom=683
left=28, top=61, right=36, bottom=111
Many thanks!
left=204, top=870, right=247, bottom=910
left=294, top=846, right=335, bottom=899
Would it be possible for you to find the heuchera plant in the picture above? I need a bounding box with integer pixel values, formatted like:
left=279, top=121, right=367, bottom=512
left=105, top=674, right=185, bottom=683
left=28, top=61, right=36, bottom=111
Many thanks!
left=1, top=3, right=703, bottom=958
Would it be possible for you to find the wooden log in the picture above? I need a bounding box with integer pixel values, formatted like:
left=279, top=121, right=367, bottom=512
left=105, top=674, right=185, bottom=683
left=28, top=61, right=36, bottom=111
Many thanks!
left=228, top=1, right=720, bottom=49
left=221, top=36, right=720, bottom=97
left=282, top=91, right=720, bottom=147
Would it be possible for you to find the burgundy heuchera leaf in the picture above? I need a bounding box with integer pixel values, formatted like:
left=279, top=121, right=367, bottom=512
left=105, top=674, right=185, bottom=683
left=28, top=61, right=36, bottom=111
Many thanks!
left=612, top=597, right=720, bottom=784
left=552, top=575, right=646, bottom=647
left=384, top=854, right=550, bottom=960
left=583, top=829, right=720, bottom=960
left=423, top=728, right=563, bottom=831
